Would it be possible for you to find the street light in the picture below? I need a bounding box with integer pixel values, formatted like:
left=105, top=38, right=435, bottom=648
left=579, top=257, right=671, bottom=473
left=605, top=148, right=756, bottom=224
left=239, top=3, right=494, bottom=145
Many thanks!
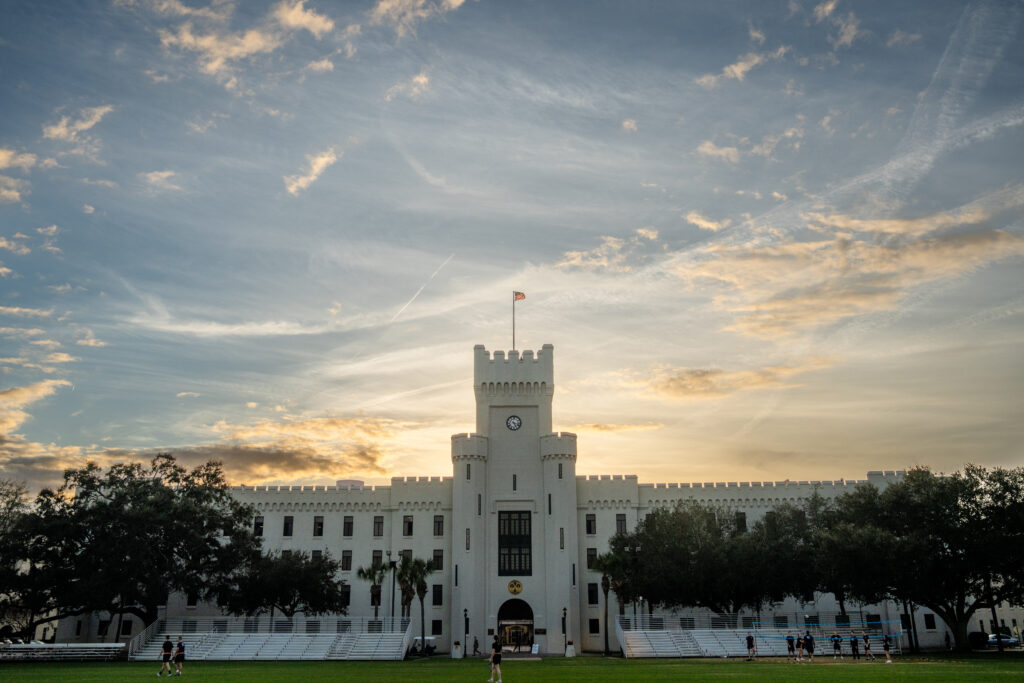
left=562, top=607, right=567, bottom=653
left=464, top=608, right=469, bottom=644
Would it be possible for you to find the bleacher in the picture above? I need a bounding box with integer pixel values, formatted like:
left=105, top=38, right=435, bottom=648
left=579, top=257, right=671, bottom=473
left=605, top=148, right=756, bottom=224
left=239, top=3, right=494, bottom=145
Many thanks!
left=620, top=630, right=702, bottom=658
left=0, top=643, right=125, bottom=661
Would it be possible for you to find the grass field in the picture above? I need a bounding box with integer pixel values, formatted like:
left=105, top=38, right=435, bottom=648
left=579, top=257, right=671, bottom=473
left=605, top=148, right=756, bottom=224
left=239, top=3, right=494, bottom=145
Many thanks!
left=2, top=655, right=1023, bottom=682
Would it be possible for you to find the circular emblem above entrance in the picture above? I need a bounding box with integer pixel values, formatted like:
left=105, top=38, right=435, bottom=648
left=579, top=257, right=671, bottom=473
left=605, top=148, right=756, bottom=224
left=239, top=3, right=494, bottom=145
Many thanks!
left=506, top=415, right=522, bottom=431
left=507, top=579, right=523, bottom=595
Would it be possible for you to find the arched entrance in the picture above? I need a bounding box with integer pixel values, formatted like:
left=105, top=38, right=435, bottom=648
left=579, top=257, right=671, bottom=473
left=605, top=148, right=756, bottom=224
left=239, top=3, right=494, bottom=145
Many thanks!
left=497, top=599, right=533, bottom=653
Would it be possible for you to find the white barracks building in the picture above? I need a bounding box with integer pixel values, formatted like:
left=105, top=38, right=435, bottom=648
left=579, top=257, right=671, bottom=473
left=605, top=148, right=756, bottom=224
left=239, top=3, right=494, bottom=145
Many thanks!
left=143, top=344, right=1003, bottom=654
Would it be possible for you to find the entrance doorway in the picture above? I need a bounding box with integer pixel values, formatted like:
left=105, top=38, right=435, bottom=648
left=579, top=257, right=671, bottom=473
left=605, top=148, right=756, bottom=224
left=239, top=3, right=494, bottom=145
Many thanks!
left=497, top=599, right=533, bottom=653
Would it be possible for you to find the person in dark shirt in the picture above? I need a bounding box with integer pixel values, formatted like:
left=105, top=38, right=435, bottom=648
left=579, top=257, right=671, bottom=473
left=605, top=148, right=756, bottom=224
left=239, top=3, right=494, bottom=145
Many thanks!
left=745, top=632, right=756, bottom=660
left=796, top=633, right=804, bottom=661
left=804, top=631, right=815, bottom=660
left=786, top=632, right=796, bottom=661
left=850, top=633, right=860, bottom=659
left=158, top=635, right=173, bottom=677
left=831, top=632, right=843, bottom=660
left=863, top=631, right=875, bottom=660
left=473, top=636, right=480, bottom=656
left=487, top=637, right=503, bottom=683
left=173, top=636, right=185, bottom=676
left=883, top=634, right=892, bottom=664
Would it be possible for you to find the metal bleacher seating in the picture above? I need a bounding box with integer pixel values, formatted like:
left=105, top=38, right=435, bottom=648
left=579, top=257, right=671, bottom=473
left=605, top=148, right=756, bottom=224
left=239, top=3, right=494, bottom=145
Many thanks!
left=0, top=643, right=125, bottom=661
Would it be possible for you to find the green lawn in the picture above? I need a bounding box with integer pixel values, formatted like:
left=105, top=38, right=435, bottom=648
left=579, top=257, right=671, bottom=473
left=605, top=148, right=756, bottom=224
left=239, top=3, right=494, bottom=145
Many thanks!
left=2, top=655, right=1022, bottom=682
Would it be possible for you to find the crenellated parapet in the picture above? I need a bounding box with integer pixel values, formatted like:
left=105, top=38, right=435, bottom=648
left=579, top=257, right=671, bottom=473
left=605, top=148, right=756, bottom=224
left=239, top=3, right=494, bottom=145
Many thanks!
left=540, top=431, right=577, bottom=461
left=473, top=344, right=554, bottom=392
left=451, top=432, right=488, bottom=461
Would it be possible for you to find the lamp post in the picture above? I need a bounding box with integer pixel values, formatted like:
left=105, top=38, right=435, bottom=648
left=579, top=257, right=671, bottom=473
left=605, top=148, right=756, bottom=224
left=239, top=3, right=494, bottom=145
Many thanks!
left=464, top=608, right=469, bottom=643
left=387, top=550, right=396, bottom=627
left=562, top=607, right=567, bottom=653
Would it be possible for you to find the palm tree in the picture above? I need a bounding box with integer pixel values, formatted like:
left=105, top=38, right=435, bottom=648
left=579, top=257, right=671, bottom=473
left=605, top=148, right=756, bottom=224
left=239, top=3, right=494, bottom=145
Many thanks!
left=356, top=562, right=388, bottom=620
left=407, top=558, right=435, bottom=653
left=594, top=552, right=628, bottom=656
left=395, top=555, right=416, bottom=620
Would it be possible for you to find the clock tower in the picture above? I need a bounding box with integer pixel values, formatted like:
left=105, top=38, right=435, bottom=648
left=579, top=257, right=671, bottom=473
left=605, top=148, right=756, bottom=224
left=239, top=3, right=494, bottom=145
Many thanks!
left=451, top=344, right=580, bottom=655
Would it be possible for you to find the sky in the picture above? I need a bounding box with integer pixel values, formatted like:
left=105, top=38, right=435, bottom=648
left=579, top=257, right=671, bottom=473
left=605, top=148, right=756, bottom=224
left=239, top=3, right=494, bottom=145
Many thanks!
left=1, top=0, right=1023, bottom=495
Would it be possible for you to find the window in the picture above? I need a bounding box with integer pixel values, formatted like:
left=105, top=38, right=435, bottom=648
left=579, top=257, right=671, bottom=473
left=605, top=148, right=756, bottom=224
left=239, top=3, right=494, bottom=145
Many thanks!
left=742, top=616, right=754, bottom=629
left=734, top=511, right=747, bottom=533
left=281, top=550, right=292, bottom=558
left=372, top=549, right=382, bottom=567
left=572, top=563, right=576, bottom=586
left=836, top=614, right=850, bottom=628
left=433, top=549, right=444, bottom=571
left=373, top=516, right=384, bottom=537
left=253, top=515, right=264, bottom=537
left=434, top=515, right=444, bottom=536
left=283, top=516, right=294, bottom=537
left=305, top=620, right=321, bottom=634
left=312, top=549, right=323, bottom=560
left=400, top=549, right=412, bottom=562
left=75, top=620, right=82, bottom=636
left=343, top=516, right=353, bottom=537
left=403, top=515, right=414, bottom=536
left=466, top=463, right=471, bottom=480
left=513, top=474, right=517, bottom=491
left=559, top=527, right=564, bottom=550
left=585, top=514, right=596, bottom=535
left=121, top=620, right=133, bottom=636
left=548, top=494, right=552, bottom=515
left=775, top=615, right=788, bottom=628
left=558, top=462, right=563, bottom=479
left=454, top=565, right=458, bottom=587
left=339, top=585, right=351, bottom=608
left=186, top=591, right=198, bottom=607
left=97, top=621, right=110, bottom=637
left=313, top=515, right=324, bottom=537
left=616, top=514, right=626, bottom=535
left=477, top=493, right=482, bottom=515
left=587, top=583, right=599, bottom=605
left=589, top=618, right=600, bottom=635
left=432, top=584, right=443, bottom=606
left=806, top=614, right=820, bottom=628
left=586, top=548, right=597, bottom=569
left=924, top=614, right=937, bottom=630
left=341, top=550, right=352, bottom=571
left=498, top=511, right=532, bottom=576
left=679, top=617, right=695, bottom=629
left=432, top=620, right=443, bottom=636
left=466, top=528, right=471, bottom=550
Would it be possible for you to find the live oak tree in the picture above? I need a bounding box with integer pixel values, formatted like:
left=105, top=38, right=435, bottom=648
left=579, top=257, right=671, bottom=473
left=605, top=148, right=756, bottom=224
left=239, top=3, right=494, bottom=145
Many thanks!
left=219, top=550, right=349, bottom=621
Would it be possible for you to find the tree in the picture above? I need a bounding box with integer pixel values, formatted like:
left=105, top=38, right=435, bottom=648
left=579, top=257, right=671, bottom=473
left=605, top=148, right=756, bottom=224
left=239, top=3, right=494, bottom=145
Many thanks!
left=592, top=551, right=627, bottom=655
left=219, top=551, right=348, bottom=622
left=407, top=558, right=435, bottom=653
left=8, top=455, right=259, bottom=638
left=356, top=562, right=387, bottom=620
left=395, top=555, right=416, bottom=619
left=0, top=480, right=29, bottom=634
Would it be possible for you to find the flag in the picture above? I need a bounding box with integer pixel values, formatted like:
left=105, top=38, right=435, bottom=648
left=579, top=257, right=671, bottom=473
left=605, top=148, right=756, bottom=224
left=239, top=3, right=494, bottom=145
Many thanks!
left=514, top=291, right=525, bottom=301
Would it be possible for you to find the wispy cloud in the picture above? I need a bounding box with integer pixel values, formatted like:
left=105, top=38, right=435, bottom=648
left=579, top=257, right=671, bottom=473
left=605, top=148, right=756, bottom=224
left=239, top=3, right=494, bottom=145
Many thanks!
left=556, top=228, right=661, bottom=273
left=0, top=236, right=30, bottom=255
left=648, top=357, right=835, bottom=399
left=0, top=176, right=30, bottom=203
left=0, top=148, right=37, bottom=171
left=272, top=0, right=335, bottom=38
left=696, top=139, right=740, bottom=163
left=887, top=29, right=921, bottom=47
left=176, top=391, right=201, bottom=398
left=42, top=105, right=114, bottom=157
left=385, top=69, right=430, bottom=101
left=695, top=46, right=789, bottom=88
left=0, top=379, right=71, bottom=436
left=685, top=210, right=731, bottom=232
left=75, top=328, right=107, bottom=347
left=139, top=170, right=183, bottom=191
left=0, top=305, right=53, bottom=317
left=368, top=0, right=470, bottom=38
left=621, top=118, right=638, bottom=132
left=283, top=146, right=338, bottom=195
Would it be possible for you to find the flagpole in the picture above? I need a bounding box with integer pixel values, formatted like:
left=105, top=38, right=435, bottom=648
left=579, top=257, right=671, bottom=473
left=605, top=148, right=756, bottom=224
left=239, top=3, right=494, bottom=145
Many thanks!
left=512, top=290, right=516, bottom=350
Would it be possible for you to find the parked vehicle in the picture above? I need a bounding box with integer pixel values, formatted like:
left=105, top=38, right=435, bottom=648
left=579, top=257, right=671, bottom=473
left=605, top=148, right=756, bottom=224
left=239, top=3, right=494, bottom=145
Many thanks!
left=987, top=633, right=1019, bottom=648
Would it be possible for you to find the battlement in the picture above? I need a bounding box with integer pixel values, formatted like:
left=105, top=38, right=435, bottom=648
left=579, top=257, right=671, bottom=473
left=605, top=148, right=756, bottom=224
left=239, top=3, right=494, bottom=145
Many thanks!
left=474, top=344, right=554, bottom=385
left=540, top=431, right=577, bottom=459
left=451, top=432, right=488, bottom=459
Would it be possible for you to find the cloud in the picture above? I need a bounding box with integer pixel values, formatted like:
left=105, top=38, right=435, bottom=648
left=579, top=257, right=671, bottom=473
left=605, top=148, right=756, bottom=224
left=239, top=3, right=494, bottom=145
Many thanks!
left=829, top=12, right=861, bottom=49
left=82, top=204, right=95, bottom=214
left=81, top=178, right=118, bottom=188
left=685, top=211, right=731, bottom=232
left=29, top=339, right=61, bottom=348
left=556, top=229, right=663, bottom=273
left=621, top=119, right=638, bottom=132
left=36, top=224, right=58, bottom=237
left=0, top=306, right=52, bottom=318
left=749, top=126, right=803, bottom=157
left=369, top=0, right=470, bottom=38
left=648, top=357, right=834, bottom=399
left=0, top=148, right=37, bottom=171
left=272, top=0, right=334, bottom=38
left=139, top=170, right=183, bottom=191
left=246, top=401, right=259, bottom=408
left=749, top=25, right=766, bottom=45
left=129, top=311, right=335, bottom=337
left=772, top=191, right=788, bottom=201
left=42, top=105, right=114, bottom=149
left=695, top=46, right=789, bottom=88
left=177, top=391, right=201, bottom=398
left=0, top=264, right=12, bottom=278
left=305, top=57, right=334, bottom=72
left=283, top=147, right=338, bottom=195
left=696, top=140, right=740, bottom=163
left=887, top=29, right=921, bottom=47
left=0, top=379, right=71, bottom=436
left=75, top=329, right=108, bottom=347
left=159, top=22, right=283, bottom=76
left=566, top=423, right=663, bottom=433
left=144, top=0, right=232, bottom=22
left=0, top=176, right=29, bottom=203
left=0, top=236, right=30, bottom=255
left=0, top=327, right=45, bottom=337
left=48, top=283, right=72, bottom=294
left=813, top=0, right=839, bottom=22
left=385, top=69, right=430, bottom=101
left=41, top=352, right=78, bottom=364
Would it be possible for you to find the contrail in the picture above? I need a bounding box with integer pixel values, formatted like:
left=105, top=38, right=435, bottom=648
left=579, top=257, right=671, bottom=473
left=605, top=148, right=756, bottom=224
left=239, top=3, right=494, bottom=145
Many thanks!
left=390, top=252, right=455, bottom=323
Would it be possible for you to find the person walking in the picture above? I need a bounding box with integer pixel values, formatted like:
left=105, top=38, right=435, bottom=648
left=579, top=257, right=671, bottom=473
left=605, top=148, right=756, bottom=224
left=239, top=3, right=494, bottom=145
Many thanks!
left=745, top=632, right=756, bottom=660
left=882, top=634, right=892, bottom=664
left=785, top=631, right=796, bottom=661
left=804, top=631, right=815, bottom=661
left=831, top=632, right=843, bottom=660
left=850, top=633, right=860, bottom=660
left=158, top=635, right=173, bottom=677
left=473, top=636, right=480, bottom=656
left=862, top=631, right=875, bottom=661
left=795, top=633, right=804, bottom=661
left=487, top=636, right=503, bottom=683
left=173, top=636, right=185, bottom=676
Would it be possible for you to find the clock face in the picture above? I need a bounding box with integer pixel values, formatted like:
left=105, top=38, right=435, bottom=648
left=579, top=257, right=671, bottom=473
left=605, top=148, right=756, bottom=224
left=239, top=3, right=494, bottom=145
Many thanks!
left=506, top=415, right=522, bottom=431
